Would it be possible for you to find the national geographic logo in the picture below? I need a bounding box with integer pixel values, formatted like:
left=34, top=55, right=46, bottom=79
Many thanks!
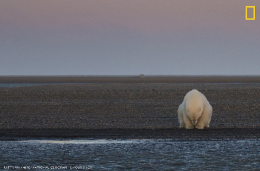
left=245, top=6, right=255, bottom=20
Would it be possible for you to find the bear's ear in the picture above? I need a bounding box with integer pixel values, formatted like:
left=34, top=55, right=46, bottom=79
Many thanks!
left=197, top=107, right=202, bottom=113
left=186, top=105, right=191, bottom=113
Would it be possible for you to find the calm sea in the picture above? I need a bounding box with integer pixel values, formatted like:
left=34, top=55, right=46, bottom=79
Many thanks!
left=1, top=139, right=260, bottom=170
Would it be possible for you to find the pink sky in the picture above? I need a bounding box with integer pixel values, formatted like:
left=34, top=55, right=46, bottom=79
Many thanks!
left=1, top=0, right=258, bottom=33
left=0, top=0, right=259, bottom=75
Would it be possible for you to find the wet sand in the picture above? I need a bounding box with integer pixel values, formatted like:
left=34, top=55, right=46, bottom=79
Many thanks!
left=1, top=128, right=260, bottom=141
left=0, top=76, right=260, bottom=140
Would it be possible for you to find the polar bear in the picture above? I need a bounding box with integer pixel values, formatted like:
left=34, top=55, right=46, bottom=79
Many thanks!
left=177, top=89, right=212, bottom=129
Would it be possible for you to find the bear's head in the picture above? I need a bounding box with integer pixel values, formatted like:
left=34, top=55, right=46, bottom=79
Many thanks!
left=186, top=103, right=203, bottom=126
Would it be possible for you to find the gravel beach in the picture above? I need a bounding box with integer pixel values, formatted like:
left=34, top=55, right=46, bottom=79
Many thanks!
left=0, top=78, right=260, bottom=139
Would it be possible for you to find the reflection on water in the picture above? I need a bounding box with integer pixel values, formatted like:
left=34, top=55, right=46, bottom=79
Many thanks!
left=19, top=139, right=150, bottom=144
left=1, top=139, right=260, bottom=170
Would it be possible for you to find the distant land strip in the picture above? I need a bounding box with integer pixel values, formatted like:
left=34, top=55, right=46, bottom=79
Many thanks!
left=1, top=76, right=260, bottom=83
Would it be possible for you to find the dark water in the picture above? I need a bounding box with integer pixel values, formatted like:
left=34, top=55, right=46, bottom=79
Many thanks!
left=1, top=139, right=260, bottom=170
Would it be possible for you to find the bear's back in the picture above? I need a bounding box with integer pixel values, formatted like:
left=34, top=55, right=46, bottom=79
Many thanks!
left=184, top=89, right=206, bottom=109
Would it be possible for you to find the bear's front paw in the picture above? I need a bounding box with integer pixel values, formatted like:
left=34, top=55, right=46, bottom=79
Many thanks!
left=195, top=125, right=204, bottom=129
left=185, top=125, right=194, bottom=129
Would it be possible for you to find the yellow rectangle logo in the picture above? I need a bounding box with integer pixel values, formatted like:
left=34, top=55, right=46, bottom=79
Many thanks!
left=245, top=6, right=255, bottom=20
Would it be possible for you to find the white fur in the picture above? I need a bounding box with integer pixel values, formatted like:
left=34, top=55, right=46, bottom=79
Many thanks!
left=178, top=89, right=212, bottom=129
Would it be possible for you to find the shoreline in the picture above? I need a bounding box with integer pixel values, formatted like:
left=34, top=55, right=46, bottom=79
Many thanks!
left=1, top=76, right=260, bottom=83
left=0, top=128, right=260, bottom=141
left=1, top=128, right=260, bottom=141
